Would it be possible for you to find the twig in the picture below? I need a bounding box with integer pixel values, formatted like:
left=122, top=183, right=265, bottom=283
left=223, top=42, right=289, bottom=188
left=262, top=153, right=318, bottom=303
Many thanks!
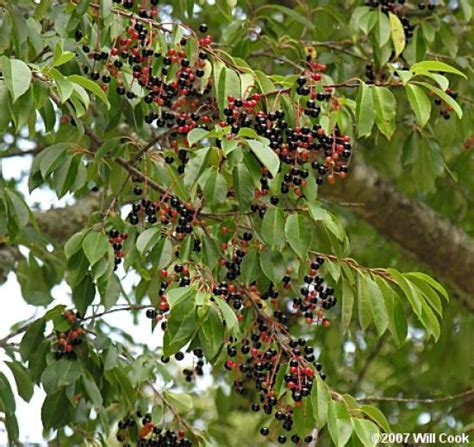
left=357, top=389, right=474, bottom=404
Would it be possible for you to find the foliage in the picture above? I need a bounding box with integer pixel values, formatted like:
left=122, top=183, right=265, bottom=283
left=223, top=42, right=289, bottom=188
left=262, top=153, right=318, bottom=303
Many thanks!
left=0, top=0, right=472, bottom=446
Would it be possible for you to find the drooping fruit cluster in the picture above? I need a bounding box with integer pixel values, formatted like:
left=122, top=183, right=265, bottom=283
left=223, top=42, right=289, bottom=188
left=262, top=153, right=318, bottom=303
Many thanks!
left=108, top=228, right=128, bottom=270
left=127, top=187, right=197, bottom=239
left=182, top=348, right=205, bottom=382
left=224, top=318, right=326, bottom=444
left=53, top=310, right=85, bottom=360
left=117, top=411, right=192, bottom=447
left=290, top=257, right=336, bottom=326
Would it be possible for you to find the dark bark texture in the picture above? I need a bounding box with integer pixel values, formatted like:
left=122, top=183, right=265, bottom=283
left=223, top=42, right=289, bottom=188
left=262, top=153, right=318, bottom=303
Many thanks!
left=322, top=161, right=474, bottom=310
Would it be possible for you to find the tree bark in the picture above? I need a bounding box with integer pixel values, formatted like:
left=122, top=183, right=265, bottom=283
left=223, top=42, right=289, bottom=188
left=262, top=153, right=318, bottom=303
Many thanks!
left=322, top=161, right=474, bottom=310
left=0, top=195, right=100, bottom=284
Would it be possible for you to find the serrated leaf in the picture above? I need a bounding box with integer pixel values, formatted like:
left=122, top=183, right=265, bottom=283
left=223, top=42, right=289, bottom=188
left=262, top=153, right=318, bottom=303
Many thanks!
left=233, top=162, right=255, bottom=209
left=5, top=361, right=33, bottom=402
left=372, top=87, right=397, bottom=139
left=247, top=139, right=280, bottom=177
left=389, top=12, right=405, bottom=57
left=136, top=227, right=162, bottom=256
left=285, top=213, right=312, bottom=258
left=312, top=379, right=330, bottom=429
left=356, top=83, right=375, bottom=138
left=360, top=405, right=391, bottom=433
left=405, top=84, right=431, bottom=127
left=199, top=306, right=224, bottom=361
left=327, top=400, right=352, bottom=447
left=163, top=292, right=198, bottom=357
left=82, top=231, right=109, bottom=266
left=187, top=128, right=209, bottom=146
left=67, top=74, right=110, bottom=108
left=416, top=81, right=463, bottom=119
left=1, top=57, right=31, bottom=102
left=387, top=268, right=422, bottom=316
left=261, top=208, right=285, bottom=249
left=341, top=279, right=355, bottom=330
left=353, top=418, right=379, bottom=447
left=411, top=60, right=466, bottom=79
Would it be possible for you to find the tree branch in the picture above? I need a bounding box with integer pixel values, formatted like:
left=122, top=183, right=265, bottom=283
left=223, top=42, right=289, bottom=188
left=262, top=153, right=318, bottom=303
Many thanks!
left=357, top=388, right=474, bottom=404
left=321, top=160, right=474, bottom=310
left=0, top=195, right=100, bottom=284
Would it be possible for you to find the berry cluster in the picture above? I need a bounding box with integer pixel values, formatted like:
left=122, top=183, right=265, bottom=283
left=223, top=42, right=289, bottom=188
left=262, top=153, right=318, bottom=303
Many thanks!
left=53, top=311, right=84, bottom=360
left=182, top=348, right=205, bottom=382
left=117, top=412, right=192, bottom=447
left=290, top=257, right=336, bottom=326
left=366, top=0, right=416, bottom=40
left=108, top=228, right=128, bottom=270
left=224, top=318, right=326, bottom=443
left=127, top=188, right=196, bottom=239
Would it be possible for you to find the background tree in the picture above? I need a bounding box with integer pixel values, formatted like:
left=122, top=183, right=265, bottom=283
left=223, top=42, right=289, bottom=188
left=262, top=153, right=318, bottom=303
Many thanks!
left=0, top=0, right=473, bottom=446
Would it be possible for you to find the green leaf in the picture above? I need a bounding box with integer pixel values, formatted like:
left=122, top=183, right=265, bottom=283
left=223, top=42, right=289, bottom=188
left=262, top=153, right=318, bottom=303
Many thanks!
left=187, top=128, right=209, bottom=146
left=20, top=318, right=45, bottom=361
left=372, top=87, right=397, bottom=139
left=5, top=189, right=30, bottom=229
left=72, top=274, right=95, bottom=314
left=357, top=273, right=373, bottom=331
left=82, top=371, right=103, bottom=406
left=39, top=143, right=70, bottom=177
left=82, top=231, right=109, bottom=266
left=184, top=148, right=210, bottom=188
left=285, top=214, right=312, bottom=258
left=163, top=291, right=198, bottom=357
left=215, top=297, right=239, bottom=335
left=411, top=60, right=466, bottom=79
left=404, top=272, right=448, bottom=301
left=416, top=81, right=463, bottom=119
left=217, top=67, right=241, bottom=111
left=356, top=83, right=375, bottom=138
left=260, top=4, right=315, bottom=30
left=52, top=42, right=75, bottom=67
left=64, top=231, right=87, bottom=259
left=41, top=388, right=73, bottom=429
left=51, top=68, right=74, bottom=102
left=327, top=400, right=353, bottom=447
left=233, top=163, right=255, bottom=209
left=367, top=274, right=388, bottom=335
left=1, top=57, right=32, bottom=102
left=376, top=10, right=391, bottom=46
left=405, top=84, right=431, bottom=127
left=261, top=207, right=285, bottom=249
left=353, top=418, right=379, bottom=447
left=163, top=391, right=193, bottom=414
left=387, top=268, right=422, bottom=316
left=341, top=279, right=355, bottom=330
left=240, top=250, right=261, bottom=284
left=407, top=275, right=442, bottom=316
left=247, top=139, right=280, bottom=177
left=360, top=405, right=391, bottom=433
left=0, top=80, right=11, bottom=132
left=136, top=227, right=162, bottom=256
left=312, top=379, right=330, bottom=429
left=376, top=277, right=407, bottom=346
left=100, top=0, right=112, bottom=17
left=199, top=168, right=228, bottom=209
left=199, top=306, right=225, bottom=361
left=99, top=273, right=122, bottom=309
left=6, top=361, right=33, bottom=402
left=389, top=12, right=405, bottom=57
left=67, top=74, right=110, bottom=108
